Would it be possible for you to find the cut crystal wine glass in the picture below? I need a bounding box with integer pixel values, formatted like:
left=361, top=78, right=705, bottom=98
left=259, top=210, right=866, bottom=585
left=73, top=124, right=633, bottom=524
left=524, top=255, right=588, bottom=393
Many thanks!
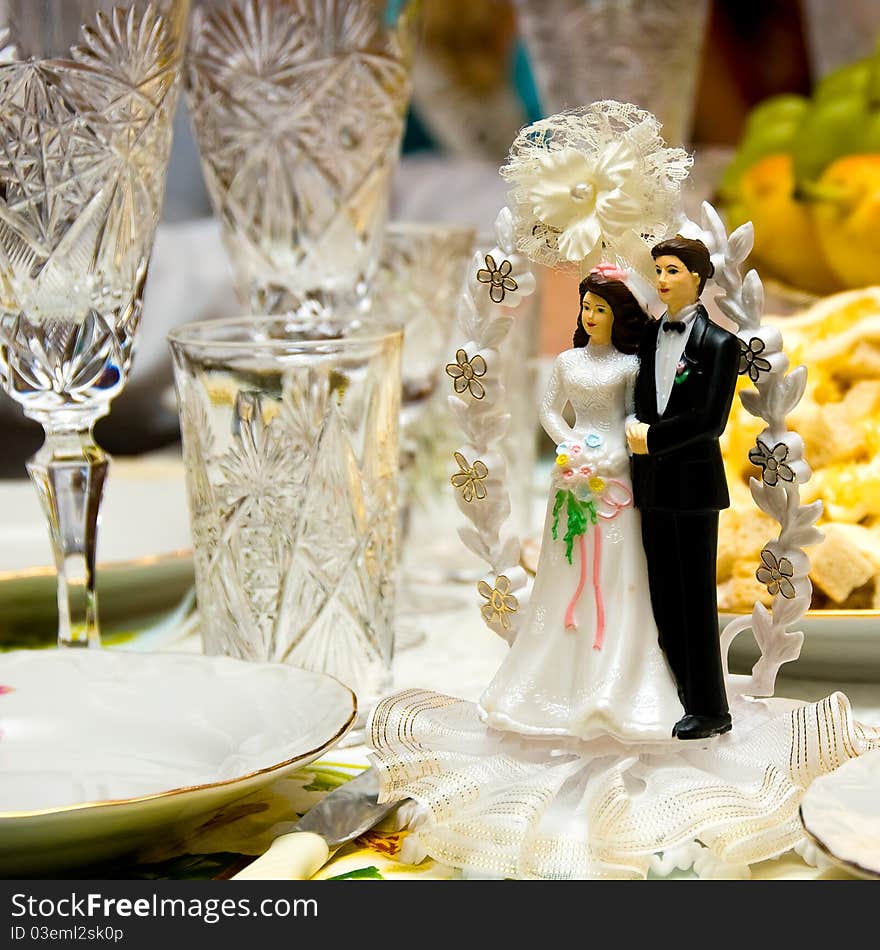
left=0, top=1, right=190, bottom=647
left=185, top=0, right=419, bottom=316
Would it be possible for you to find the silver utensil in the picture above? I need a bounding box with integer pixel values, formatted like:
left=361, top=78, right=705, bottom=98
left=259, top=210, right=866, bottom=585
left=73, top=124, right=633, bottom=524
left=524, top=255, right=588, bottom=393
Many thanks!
left=230, top=769, right=399, bottom=880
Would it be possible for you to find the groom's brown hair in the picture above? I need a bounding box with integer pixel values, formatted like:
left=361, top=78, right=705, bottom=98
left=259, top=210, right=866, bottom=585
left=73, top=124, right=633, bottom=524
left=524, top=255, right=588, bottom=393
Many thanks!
left=651, top=235, right=715, bottom=295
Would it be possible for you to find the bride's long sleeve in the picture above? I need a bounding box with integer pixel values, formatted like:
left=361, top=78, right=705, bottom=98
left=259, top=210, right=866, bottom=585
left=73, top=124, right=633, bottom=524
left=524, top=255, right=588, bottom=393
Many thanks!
left=540, top=357, right=577, bottom=445
left=624, top=362, right=637, bottom=421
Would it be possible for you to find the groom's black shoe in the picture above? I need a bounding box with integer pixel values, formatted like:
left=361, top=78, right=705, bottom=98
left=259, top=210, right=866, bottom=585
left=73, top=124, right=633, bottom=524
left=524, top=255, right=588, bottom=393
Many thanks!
left=672, top=713, right=732, bottom=740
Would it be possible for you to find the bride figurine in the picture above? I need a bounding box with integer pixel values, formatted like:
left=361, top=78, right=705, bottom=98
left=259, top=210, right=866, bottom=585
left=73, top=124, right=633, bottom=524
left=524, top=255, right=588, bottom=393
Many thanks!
left=479, top=266, right=684, bottom=743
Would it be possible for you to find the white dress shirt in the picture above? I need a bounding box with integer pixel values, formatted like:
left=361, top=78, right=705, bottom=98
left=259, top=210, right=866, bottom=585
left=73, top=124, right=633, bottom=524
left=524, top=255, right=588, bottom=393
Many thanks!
left=654, top=303, right=699, bottom=415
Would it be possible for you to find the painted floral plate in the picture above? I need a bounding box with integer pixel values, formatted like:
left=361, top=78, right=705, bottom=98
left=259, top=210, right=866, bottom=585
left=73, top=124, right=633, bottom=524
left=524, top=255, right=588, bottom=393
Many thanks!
left=0, top=649, right=356, bottom=876
left=800, top=748, right=880, bottom=879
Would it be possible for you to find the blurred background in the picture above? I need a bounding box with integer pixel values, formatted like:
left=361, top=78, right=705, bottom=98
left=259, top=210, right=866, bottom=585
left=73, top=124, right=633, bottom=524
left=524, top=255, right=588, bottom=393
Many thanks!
left=3, top=0, right=880, bottom=639
left=0, top=0, right=864, bottom=472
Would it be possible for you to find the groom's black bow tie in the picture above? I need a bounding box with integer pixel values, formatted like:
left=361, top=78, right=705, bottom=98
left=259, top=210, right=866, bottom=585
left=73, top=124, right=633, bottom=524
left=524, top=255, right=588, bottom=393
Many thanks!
left=662, top=321, right=686, bottom=334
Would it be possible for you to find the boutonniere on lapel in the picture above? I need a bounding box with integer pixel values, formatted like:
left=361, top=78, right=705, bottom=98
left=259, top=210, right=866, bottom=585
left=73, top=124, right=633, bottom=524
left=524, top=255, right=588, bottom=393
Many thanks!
left=674, top=355, right=694, bottom=384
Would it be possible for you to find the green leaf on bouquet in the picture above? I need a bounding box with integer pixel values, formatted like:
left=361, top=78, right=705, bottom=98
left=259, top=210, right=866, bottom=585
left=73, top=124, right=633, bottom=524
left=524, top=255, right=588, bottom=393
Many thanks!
left=551, top=490, right=566, bottom=541
left=552, top=490, right=598, bottom=564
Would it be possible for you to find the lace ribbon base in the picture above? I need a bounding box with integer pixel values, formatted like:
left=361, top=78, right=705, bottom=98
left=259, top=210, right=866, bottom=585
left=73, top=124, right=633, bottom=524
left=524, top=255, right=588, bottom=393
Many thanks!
left=367, top=688, right=880, bottom=879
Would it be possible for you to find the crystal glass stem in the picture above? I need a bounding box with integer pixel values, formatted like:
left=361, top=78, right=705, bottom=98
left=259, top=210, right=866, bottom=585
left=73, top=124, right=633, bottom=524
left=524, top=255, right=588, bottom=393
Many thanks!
left=26, top=430, right=109, bottom=648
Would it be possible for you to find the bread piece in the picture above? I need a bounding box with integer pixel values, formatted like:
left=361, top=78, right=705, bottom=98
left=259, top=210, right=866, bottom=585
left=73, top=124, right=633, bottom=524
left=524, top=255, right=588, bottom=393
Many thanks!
left=810, top=522, right=879, bottom=603
left=841, top=379, right=880, bottom=418
left=786, top=402, right=843, bottom=469
left=802, top=459, right=880, bottom=524
left=717, top=504, right=776, bottom=581
left=839, top=522, right=880, bottom=569
left=717, top=558, right=773, bottom=612
left=833, top=341, right=880, bottom=383
left=720, top=289, right=880, bottom=614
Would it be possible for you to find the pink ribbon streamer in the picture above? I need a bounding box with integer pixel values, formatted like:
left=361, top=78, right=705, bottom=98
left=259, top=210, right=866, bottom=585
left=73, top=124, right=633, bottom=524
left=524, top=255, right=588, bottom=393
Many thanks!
left=565, top=534, right=588, bottom=631
left=563, top=479, right=632, bottom=648
left=592, top=526, right=604, bottom=650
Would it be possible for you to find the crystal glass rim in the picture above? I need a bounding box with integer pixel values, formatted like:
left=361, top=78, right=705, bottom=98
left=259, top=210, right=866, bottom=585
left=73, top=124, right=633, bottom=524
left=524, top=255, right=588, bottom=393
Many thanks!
left=384, top=220, right=476, bottom=240
left=167, top=315, right=403, bottom=354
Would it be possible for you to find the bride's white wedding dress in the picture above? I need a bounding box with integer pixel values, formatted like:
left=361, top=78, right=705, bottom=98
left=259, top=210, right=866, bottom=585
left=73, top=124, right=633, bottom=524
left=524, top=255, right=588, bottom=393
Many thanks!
left=479, top=343, right=684, bottom=742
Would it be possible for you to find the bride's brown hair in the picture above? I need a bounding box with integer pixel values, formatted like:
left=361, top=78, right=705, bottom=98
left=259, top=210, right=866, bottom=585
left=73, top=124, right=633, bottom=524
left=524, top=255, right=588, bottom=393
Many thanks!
left=573, top=273, right=652, bottom=355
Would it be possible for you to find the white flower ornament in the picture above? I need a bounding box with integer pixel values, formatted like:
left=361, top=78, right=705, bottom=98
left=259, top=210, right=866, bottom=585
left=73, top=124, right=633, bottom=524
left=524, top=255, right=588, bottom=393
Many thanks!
left=523, top=141, right=642, bottom=262
left=502, top=100, right=691, bottom=276
left=472, top=247, right=536, bottom=307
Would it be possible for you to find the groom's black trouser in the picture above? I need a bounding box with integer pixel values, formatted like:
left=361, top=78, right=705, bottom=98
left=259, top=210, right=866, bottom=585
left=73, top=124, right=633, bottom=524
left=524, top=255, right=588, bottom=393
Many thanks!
left=640, top=509, right=729, bottom=719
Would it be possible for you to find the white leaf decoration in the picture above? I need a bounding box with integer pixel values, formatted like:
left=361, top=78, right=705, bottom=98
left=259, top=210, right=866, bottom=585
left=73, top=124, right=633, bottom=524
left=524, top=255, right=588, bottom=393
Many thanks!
left=498, top=536, right=521, bottom=571
left=767, top=381, right=785, bottom=420
left=701, top=201, right=727, bottom=251
left=716, top=296, right=747, bottom=325
left=481, top=411, right=512, bottom=445
left=495, top=206, right=516, bottom=255
left=482, top=317, right=515, bottom=350
left=750, top=601, right=773, bottom=646
left=741, top=269, right=764, bottom=326
left=750, top=479, right=787, bottom=523
left=750, top=626, right=804, bottom=696
left=684, top=201, right=821, bottom=698
left=448, top=395, right=470, bottom=431
left=458, top=525, right=492, bottom=562
left=772, top=592, right=810, bottom=628
left=739, top=389, right=765, bottom=418
left=448, top=211, right=537, bottom=639
left=780, top=366, right=808, bottom=417
left=726, top=222, right=754, bottom=264
left=459, top=290, right=481, bottom=341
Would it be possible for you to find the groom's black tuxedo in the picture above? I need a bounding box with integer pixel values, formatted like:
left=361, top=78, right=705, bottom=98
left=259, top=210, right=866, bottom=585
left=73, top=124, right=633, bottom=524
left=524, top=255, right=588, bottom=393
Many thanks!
left=632, top=304, right=740, bottom=721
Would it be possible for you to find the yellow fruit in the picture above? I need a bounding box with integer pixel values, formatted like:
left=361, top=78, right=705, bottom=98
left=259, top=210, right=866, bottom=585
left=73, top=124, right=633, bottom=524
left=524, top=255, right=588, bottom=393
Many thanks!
left=734, top=154, right=841, bottom=295
left=810, top=154, right=880, bottom=288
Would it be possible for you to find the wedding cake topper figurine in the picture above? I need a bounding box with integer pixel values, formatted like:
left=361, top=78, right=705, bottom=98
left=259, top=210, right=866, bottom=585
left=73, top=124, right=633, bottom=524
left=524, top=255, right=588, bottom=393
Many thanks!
left=367, top=101, right=879, bottom=879
left=477, top=263, right=684, bottom=743
left=627, top=235, right=740, bottom=740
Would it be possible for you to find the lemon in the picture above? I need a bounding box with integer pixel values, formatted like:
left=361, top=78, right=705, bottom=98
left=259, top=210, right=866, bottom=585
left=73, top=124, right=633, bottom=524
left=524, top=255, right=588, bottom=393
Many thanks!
left=810, top=154, right=880, bottom=288
left=735, top=154, right=841, bottom=294
left=719, top=96, right=806, bottom=202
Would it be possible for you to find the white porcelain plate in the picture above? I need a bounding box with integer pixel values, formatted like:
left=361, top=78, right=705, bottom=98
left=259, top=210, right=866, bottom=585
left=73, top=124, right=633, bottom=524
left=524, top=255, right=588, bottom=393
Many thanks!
left=801, top=748, right=880, bottom=879
left=0, top=457, right=194, bottom=646
left=722, top=611, right=880, bottom=682
left=0, top=649, right=356, bottom=876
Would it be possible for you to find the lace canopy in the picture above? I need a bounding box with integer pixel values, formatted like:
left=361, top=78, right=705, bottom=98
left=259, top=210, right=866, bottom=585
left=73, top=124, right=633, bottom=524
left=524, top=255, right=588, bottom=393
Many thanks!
left=501, top=100, right=692, bottom=277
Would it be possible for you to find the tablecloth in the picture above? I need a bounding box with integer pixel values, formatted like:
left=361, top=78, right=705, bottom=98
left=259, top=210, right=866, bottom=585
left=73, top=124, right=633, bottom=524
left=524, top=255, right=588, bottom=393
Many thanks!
left=86, top=570, right=877, bottom=882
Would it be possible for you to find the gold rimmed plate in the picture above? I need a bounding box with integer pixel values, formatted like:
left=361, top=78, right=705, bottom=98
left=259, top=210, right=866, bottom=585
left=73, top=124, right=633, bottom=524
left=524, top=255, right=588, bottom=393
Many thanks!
left=800, top=749, right=880, bottom=879
left=0, top=457, right=194, bottom=648
left=0, top=649, right=356, bottom=876
left=722, top=610, right=880, bottom=682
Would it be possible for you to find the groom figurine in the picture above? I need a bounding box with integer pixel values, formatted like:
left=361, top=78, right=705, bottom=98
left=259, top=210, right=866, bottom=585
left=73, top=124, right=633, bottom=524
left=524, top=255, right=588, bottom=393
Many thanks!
left=626, top=236, right=740, bottom=740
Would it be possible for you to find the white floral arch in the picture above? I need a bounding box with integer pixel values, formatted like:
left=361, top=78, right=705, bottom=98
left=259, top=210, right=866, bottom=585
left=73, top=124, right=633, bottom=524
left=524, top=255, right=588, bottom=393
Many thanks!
left=364, top=102, right=879, bottom=881
left=445, top=100, right=819, bottom=703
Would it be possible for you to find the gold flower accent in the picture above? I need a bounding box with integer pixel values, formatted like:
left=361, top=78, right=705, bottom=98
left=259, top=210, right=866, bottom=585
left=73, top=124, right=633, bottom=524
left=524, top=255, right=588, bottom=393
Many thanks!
left=588, top=475, right=606, bottom=493
left=756, top=548, right=796, bottom=599
left=476, top=254, right=518, bottom=304
left=738, top=337, right=773, bottom=383
left=445, top=348, right=487, bottom=399
left=451, top=451, right=489, bottom=502
left=478, top=575, right=518, bottom=629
